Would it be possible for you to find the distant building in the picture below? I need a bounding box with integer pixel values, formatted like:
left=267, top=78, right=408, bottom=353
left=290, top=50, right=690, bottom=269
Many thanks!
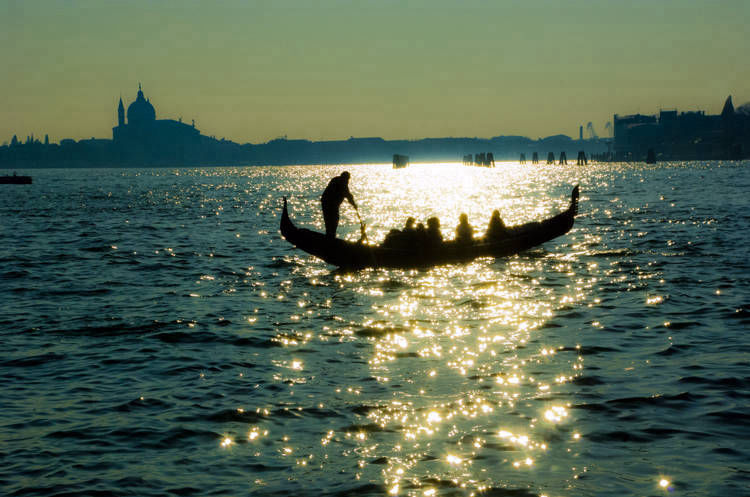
left=112, top=84, right=201, bottom=162
left=613, top=96, right=749, bottom=161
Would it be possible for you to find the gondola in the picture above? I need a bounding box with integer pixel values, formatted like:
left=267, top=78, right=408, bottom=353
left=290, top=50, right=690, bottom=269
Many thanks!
left=280, top=185, right=579, bottom=270
left=0, top=174, right=32, bottom=184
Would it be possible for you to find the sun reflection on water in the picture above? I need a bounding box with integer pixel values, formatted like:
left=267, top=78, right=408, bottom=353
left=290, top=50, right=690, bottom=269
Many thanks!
left=338, top=165, right=589, bottom=494
left=249, top=164, right=593, bottom=494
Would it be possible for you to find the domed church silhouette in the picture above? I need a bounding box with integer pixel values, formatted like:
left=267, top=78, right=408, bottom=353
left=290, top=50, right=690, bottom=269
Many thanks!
left=112, top=83, right=201, bottom=162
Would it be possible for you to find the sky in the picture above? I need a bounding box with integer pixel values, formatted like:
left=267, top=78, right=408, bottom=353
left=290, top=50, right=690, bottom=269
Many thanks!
left=2, top=0, right=749, bottom=145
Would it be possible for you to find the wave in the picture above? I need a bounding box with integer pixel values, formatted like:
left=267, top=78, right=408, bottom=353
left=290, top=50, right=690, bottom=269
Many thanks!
left=41, top=320, right=183, bottom=337
left=204, top=409, right=265, bottom=423
left=605, top=392, right=704, bottom=407
left=679, top=376, right=750, bottom=389
left=586, top=428, right=710, bottom=444
left=655, top=344, right=692, bottom=355
left=112, top=397, right=173, bottom=413
left=1, top=352, right=65, bottom=368
left=706, top=410, right=750, bottom=427
left=339, top=423, right=396, bottom=434
left=1, top=270, right=30, bottom=279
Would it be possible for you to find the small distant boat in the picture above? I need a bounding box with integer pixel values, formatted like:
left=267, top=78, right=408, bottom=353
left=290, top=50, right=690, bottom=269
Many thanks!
left=392, top=154, right=409, bottom=169
left=280, top=186, right=579, bottom=270
left=646, top=148, right=656, bottom=164
left=0, top=173, right=32, bottom=184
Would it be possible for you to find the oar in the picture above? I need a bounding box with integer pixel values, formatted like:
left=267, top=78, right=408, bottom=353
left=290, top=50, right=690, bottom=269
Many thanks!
left=355, top=207, right=368, bottom=243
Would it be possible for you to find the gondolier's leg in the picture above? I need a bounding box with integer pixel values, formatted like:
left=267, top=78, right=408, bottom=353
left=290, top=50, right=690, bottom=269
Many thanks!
left=323, top=202, right=339, bottom=238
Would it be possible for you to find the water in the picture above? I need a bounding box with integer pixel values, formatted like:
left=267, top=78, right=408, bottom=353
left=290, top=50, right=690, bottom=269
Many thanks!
left=1, top=162, right=749, bottom=496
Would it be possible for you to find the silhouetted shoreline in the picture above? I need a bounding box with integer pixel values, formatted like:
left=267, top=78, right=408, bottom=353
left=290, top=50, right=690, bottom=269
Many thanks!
left=3, top=87, right=747, bottom=168
left=0, top=133, right=612, bottom=168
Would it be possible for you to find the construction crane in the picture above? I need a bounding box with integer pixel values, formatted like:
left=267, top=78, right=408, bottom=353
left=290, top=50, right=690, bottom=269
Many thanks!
left=586, top=122, right=598, bottom=139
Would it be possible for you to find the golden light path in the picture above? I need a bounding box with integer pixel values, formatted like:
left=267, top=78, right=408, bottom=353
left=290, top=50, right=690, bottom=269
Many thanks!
left=246, top=163, right=624, bottom=495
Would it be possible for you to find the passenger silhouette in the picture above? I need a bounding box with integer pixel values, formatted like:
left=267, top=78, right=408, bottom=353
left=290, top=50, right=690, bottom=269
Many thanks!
left=384, top=217, right=423, bottom=248
left=426, top=217, right=443, bottom=246
left=485, top=210, right=507, bottom=241
left=403, top=217, right=416, bottom=234
left=455, top=213, right=474, bottom=243
left=321, top=171, right=357, bottom=238
left=383, top=228, right=401, bottom=247
left=415, top=222, right=427, bottom=244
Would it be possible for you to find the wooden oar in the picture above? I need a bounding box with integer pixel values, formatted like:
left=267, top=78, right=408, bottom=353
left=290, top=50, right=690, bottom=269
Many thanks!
left=355, top=208, right=368, bottom=243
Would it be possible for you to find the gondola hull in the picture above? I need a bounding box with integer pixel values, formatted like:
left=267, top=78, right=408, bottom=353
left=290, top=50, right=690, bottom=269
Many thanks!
left=0, top=175, right=32, bottom=184
left=280, top=186, right=579, bottom=270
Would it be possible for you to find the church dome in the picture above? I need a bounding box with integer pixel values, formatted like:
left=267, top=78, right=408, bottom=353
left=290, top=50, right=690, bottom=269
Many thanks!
left=127, top=85, right=156, bottom=126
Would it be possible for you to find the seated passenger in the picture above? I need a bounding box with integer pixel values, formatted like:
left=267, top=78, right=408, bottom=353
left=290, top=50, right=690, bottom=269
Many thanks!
left=485, top=209, right=507, bottom=241
left=426, top=217, right=443, bottom=246
left=455, top=213, right=474, bottom=244
left=384, top=217, right=418, bottom=248
left=383, top=228, right=401, bottom=247
left=403, top=217, right=416, bottom=234
left=415, top=222, right=427, bottom=243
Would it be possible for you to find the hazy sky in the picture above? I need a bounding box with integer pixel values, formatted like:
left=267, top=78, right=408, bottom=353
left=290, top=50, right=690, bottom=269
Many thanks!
left=2, top=0, right=748, bottom=144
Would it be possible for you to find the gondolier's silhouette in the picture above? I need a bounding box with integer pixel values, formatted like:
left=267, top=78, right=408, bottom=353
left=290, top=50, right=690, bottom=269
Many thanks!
left=321, top=171, right=357, bottom=238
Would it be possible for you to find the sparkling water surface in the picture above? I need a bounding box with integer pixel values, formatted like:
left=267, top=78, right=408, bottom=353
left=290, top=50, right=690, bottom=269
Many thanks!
left=2, top=162, right=749, bottom=496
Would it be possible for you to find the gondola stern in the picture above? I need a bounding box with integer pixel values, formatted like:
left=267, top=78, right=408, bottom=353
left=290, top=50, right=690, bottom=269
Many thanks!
left=571, top=185, right=580, bottom=216
left=280, top=196, right=294, bottom=239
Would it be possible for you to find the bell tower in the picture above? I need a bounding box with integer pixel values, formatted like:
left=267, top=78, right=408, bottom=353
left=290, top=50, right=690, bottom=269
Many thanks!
left=117, top=97, right=125, bottom=127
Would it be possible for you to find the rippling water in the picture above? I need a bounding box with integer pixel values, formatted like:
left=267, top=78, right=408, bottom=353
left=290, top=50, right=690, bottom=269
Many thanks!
left=2, top=162, right=749, bottom=496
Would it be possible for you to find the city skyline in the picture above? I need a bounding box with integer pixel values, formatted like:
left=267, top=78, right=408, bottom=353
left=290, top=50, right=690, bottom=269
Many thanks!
left=3, top=1, right=749, bottom=144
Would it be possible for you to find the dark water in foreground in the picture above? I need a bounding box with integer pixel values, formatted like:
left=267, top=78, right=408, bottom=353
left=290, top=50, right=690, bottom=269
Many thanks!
left=1, top=162, right=749, bottom=497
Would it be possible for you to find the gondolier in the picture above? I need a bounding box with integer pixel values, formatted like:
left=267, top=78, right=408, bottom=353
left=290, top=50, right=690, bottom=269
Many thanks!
left=321, top=171, right=357, bottom=238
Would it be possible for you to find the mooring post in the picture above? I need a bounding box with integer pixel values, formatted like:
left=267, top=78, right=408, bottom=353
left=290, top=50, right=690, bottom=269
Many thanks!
left=577, top=150, right=587, bottom=165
